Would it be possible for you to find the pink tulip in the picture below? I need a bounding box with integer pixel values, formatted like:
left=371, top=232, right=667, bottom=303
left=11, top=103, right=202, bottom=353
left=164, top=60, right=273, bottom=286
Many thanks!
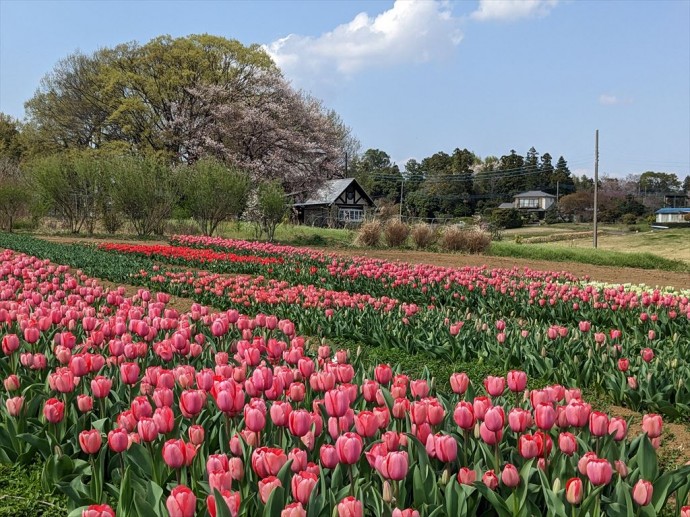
left=501, top=464, right=520, bottom=488
left=108, top=428, right=129, bottom=453
left=608, top=417, right=627, bottom=441
left=484, top=406, right=505, bottom=432
left=508, top=408, right=532, bottom=433
left=507, top=370, right=527, bottom=392
left=336, top=433, right=363, bottom=465
left=166, top=485, right=196, bottom=517
left=589, top=411, right=609, bottom=437
left=425, top=433, right=457, bottom=463
left=535, top=403, right=556, bottom=430
left=120, top=362, right=140, bottom=385
left=586, top=458, right=613, bottom=485
left=43, top=398, right=65, bottom=423
left=558, top=432, right=577, bottom=456
left=641, top=347, right=654, bottom=362
left=320, top=444, right=339, bottom=469
left=281, top=502, right=307, bottom=517
left=337, top=496, right=363, bottom=517
left=289, top=410, right=312, bottom=438
left=449, top=372, right=470, bottom=394
left=79, top=429, right=102, bottom=455
left=376, top=451, right=408, bottom=481
left=457, top=467, right=476, bottom=485
left=5, top=396, right=23, bottom=417
left=374, top=364, right=392, bottom=385
left=482, top=470, right=499, bottom=490
left=642, top=414, right=662, bottom=438
left=484, top=376, right=505, bottom=397
left=291, top=471, right=318, bottom=505
left=392, top=510, right=420, bottom=517
left=258, top=476, right=282, bottom=504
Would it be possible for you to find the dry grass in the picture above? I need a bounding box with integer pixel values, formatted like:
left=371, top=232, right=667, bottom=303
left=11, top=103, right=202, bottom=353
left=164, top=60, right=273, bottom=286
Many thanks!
left=383, top=219, right=410, bottom=247
left=410, top=223, right=437, bottom=249
left=440, top=227, right=492, bottom=253
left=355, top=220, right=382, bottom=247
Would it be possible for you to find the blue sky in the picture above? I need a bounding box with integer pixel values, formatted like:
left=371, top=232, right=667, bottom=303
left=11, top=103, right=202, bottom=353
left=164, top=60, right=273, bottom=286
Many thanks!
left=1, top=0, right=688, bottom=180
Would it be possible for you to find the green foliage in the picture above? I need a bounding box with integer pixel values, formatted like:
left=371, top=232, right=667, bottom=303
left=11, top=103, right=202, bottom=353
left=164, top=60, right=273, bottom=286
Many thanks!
left=183, top=158, right=250, bottom=236
left=110, top=155, right=181, bottom=236
left=257, top=181, right=287, bottom=242
left=27, top=152, right=106, bottom=233
left=0, top=463, right=67, bottom=517
left=489, top=241, right=690, bottom=272
left=543, top=204, right=561, bottom=224
left=490, top=208, right=523, bottom=229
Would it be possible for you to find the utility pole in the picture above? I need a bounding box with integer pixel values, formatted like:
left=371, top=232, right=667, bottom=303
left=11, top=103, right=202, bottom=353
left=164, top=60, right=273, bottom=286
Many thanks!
left=344, top=152, right=348, bottom=176
left=556, top=181, right=560, bottom=204
left=593, top=129, right=599, bottom=248
left=399, top=177, right=404, bottom=219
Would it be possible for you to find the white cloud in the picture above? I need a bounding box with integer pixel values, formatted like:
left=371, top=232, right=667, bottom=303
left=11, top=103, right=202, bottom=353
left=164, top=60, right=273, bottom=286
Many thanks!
left=264, top=0, right=463, bottom=82
left=599, top=94, right=633, bottom=106
left=471, top=0, right=559, bottom=22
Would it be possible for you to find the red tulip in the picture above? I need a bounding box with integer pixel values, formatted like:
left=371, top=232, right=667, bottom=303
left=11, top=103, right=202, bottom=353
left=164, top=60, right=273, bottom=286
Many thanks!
left=162, top=439, right=190, bottom=469
left=336, top=433, right=363, bottom=465
left=337, top=496, right=363, bottom=517
left=642, top=414, right=662, bottom=438
left=1, top=334, right=20, bottom=355
left=680, top=506, right=689, bottom=517
left=166, top=485, right=196, bottom=517
left=180, top=389, right=206, bottom=418
left=586, top=458, right=613, bottom=485
left=566, top=478, right=583, bottom=505
left=291, top=470, right=318, bottom=505
left=43, top=398, right=65, bottom=423
left=501, top=464, right=520, bottom=488
left=82, top=504, right=116, bottom=517
left=641, top=348, right=654, bottom=362
left=79, top=429, right=102, bottom=455
left=258, top=476, right=282, bottom=504
left=288, top=448, right=308, bottom=473
left=617, top=358, right=629, bottom=372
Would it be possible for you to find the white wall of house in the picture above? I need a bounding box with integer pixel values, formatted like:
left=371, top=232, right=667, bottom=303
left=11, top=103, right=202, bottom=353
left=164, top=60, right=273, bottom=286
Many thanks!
left=516, top=196, right=554, bottom=210
left=656, top=213, right=689, bottom=223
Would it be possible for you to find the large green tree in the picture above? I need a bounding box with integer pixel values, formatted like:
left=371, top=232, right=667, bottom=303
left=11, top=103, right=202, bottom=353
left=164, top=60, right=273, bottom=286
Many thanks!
left=351, top=149, right=402, bottom=202
left=639, top=171, right=682, bottom=194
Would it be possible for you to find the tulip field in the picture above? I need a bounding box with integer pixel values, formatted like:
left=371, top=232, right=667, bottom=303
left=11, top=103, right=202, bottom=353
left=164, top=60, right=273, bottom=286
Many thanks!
left=1, top=233, right=690, bottom=517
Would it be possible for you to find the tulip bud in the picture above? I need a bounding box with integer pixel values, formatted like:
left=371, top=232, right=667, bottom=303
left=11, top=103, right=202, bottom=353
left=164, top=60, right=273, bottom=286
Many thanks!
left=552, top=478, right=561, bottom=493
left=632, top=480, right=653, bottom=506
left=440, top=468, right=451, bottom=486
left=382, top=480, right=393, bottom=504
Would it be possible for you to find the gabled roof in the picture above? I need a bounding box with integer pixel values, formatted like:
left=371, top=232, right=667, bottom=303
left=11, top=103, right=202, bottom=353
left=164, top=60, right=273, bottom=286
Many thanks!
left=514, top=190, right=556, bottom=198
left=655, top=207, right=690, bottom=214
left=293, top=178, right=374, bottom=207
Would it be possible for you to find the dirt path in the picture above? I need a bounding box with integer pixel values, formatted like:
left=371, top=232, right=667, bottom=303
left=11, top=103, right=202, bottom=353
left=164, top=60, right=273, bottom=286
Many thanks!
left=37, top=235, right=690, bottom=290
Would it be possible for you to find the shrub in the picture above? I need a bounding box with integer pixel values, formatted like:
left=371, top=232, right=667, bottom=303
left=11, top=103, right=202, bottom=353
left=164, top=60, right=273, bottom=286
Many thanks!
left=440, top=226, right=491, bottom=253
left=356, top=220, right=382, bottom=247
left=383, top=219, right=410, bottom=247
left=410, top=223, right=437, bottom=249
left=621, top=213, right=638, bottom=225
left=490, top=208, right=523, bottom=229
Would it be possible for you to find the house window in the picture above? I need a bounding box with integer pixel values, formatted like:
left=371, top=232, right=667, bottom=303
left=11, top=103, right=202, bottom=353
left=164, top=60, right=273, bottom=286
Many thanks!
left=518, top=198, right=539, bottom=208
left=339, top=208, right=364, bottom=222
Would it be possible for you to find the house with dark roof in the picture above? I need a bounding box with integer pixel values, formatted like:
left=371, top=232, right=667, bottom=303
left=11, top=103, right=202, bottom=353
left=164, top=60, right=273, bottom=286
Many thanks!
left=292, top=178, right=376, bottom=227
left=497, top=190, right=557, bottom=219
